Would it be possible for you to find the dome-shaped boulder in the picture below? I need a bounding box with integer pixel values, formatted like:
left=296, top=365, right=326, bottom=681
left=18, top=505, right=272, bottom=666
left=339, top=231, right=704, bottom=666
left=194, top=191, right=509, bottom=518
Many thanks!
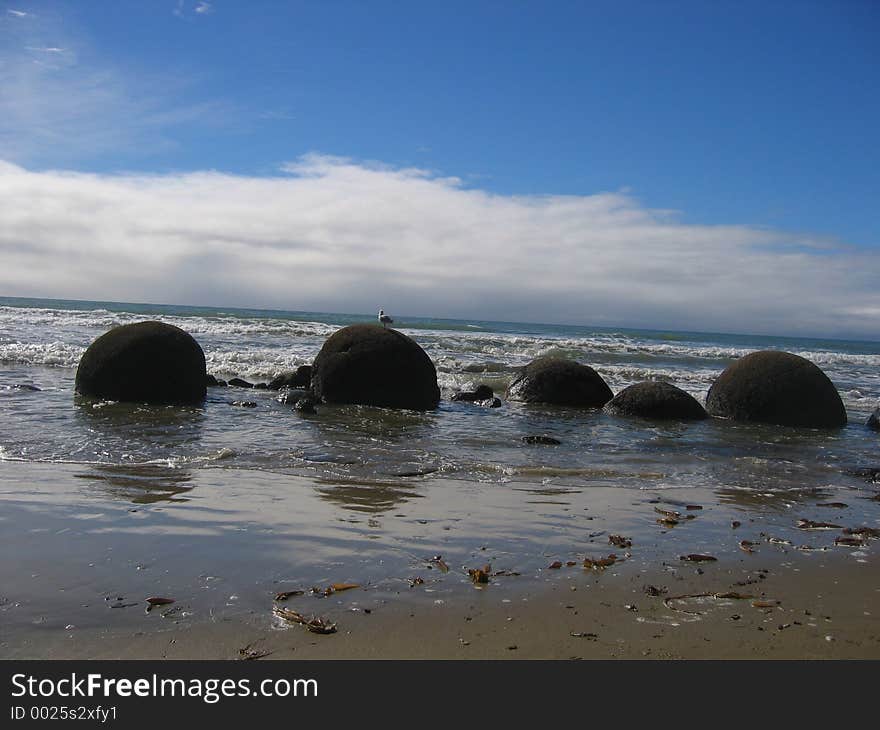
left=705, top=350, right=846, bottom=428
left=311, top=324, right=440, bottom=410
left=75, top=321, right=206, bottom=405
left=605, top=381, right=707, bottom=420
left=505, top=356, right=612, bottom=408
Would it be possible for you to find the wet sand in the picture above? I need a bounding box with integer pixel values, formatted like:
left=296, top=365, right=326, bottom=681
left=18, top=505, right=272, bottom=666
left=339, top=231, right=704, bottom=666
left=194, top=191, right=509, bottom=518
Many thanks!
left=2, top=460, right=879, bottom=659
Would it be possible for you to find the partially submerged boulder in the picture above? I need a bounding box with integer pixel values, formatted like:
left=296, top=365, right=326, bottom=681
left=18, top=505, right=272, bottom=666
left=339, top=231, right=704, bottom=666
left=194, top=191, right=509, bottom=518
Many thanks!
left=706, top=350, right=846, bottom=428
left=867, top=408, right=880, bottom=430
left=605, top=381, right=707, bottom=421
left=505, top=356, right=612, bottom=408
left=311, top=324, right=440, bottom=410
left=75, top=321, right=206, bottom=405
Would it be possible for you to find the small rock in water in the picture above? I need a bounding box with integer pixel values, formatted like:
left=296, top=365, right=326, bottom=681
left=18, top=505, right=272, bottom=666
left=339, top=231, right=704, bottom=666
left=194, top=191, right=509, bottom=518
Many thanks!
left=268, top=366, right=312, bottom=391
left=231, top=401, right=257, bottom=408
left=451, top=385, right=494, bottom=402
left=867, top=408, right=880, bottom=430
left=522, top=435, right=561, bottom=445
left=228, top=378, right=254, bottom=388
left=294, top=398, right=317, bottom=414
left=277, top=388, right=313, bottom=405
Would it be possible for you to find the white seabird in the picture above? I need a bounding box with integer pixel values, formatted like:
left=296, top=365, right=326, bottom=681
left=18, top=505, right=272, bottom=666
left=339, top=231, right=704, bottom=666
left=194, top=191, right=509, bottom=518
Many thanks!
left=378, top=309, right=394, bottom=328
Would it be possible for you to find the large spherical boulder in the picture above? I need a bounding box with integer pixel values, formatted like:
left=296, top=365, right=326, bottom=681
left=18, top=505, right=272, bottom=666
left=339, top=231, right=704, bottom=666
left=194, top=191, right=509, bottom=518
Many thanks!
left=505, top=356, right=612, bottom=408
left=75, top=321, right=207, bottom=405
left=605, top=381, right=707, bottom=420
left=705, top=350, right=846, bottom=428
left=311, top=324, right=440, bottom=410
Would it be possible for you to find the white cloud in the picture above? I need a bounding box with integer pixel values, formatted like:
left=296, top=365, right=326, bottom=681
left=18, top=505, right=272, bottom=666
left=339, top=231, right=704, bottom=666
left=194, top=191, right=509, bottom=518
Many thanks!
left=195, top=2, right=213, bottom=14
left=7, top=9, right=29, bottom=17
left=0, top=155, right=876, bottom=338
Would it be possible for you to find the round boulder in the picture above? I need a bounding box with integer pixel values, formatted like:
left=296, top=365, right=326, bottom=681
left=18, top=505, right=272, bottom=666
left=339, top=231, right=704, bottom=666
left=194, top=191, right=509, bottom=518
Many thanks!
left=705, top=350, right=846, bottom=428
left=505, top=356, right=612, bottom=408
left=311, top=324, right=440, bottom=410
left=75, top=321, right=206, bottom=405
left=605, top=381, right=707, bottom=420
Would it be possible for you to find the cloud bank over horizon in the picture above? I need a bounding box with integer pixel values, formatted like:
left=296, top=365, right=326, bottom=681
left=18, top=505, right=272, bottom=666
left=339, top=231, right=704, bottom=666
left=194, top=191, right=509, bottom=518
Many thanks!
left=0, top=154, right=877, bottom=339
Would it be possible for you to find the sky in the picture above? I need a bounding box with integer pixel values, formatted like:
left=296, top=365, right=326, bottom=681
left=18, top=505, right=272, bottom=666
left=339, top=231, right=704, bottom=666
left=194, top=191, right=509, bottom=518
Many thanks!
left=0, top=0, right=878, bottom=338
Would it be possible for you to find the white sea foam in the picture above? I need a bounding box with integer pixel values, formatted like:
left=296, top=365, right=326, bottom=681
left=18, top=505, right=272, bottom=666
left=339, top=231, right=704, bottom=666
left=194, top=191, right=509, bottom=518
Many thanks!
left=0, top=342, right=84, bottom=368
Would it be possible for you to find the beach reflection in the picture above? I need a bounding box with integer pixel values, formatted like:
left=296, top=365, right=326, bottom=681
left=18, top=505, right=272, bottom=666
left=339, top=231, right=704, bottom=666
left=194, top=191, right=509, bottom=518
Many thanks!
left=713, top=485, right=836, bottom=513
left=312, top=476, right=424, bottom=514
left=74, top=463, right=195, bottom=504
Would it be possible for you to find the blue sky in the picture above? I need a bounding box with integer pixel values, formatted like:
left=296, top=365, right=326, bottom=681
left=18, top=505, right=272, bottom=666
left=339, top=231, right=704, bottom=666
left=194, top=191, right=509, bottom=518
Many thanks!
left=0, top=1, right=878, bottom=336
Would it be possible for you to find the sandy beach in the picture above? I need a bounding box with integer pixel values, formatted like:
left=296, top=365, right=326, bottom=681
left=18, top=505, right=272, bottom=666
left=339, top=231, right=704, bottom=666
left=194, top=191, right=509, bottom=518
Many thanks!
left=2, top=460, right=878, bottom=660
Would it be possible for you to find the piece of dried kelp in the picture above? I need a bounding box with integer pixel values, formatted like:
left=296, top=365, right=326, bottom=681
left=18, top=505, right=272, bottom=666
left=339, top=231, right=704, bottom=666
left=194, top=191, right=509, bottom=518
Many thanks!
left=797, top=519, right=842, bottom=530
left=468, top=565, right=491, bottom=584
left=273, top=606, right=337, bottom=634
left=145, top=597, right=175, bottom=613
left=583, top=554, right=618, bottom=570
left=274, top=590, right=305, bottom=601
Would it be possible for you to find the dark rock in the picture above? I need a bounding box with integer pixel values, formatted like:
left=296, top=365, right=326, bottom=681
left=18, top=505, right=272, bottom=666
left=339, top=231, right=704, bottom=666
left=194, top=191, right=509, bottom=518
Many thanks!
left=451, top=385, right=494, bottom=402
left=294, top=398, right=317, bottom=415
left=867, top=408, right=880, bottom=430
left=228, top=378, right=254, bottom=389
left=13, top=384, right=41, bottom=391
left=312, top=324, right=440, bottom=410
left=476, top=397, right=502, bottom=408
left=206, top=374, right=227, bottom=387
left=75, top=321, right=206, bottom=405
left=843, top=467, right=880, bottom=483
left=605, top=381, right=707, bottom=421
left=505, top=356, right=612, bottom=408
left=254, top=382, right=268, bottom=390
left=522, top=435, right=562, bottom=445
left=705, top=351, right=846, bottom=428
left=231, top=401, right=257, bottom=408
left=277, top=388, right=313, bottom=406
left=267, top=366, right=313, bottom=390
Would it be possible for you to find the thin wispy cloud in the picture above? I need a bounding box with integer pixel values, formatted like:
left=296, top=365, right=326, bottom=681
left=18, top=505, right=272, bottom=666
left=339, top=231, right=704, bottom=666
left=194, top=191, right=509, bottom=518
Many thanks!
left=173, top=1, right=214, bottom=19
left=0, top=155, right=876, bottom=338
left=0, top=8, right=230, bottom=165
left=7, top=9, right=29, bottom=17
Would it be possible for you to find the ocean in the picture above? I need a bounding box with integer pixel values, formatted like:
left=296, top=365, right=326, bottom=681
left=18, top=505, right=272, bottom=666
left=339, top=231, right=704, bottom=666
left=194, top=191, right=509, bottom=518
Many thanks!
left=1, top=296, right=879, bottom=655
left=1, top=295, right=878, bottom=487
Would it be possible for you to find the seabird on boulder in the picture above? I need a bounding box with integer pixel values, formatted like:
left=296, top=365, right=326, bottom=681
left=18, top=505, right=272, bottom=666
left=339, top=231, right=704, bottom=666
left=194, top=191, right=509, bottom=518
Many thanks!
left=378, top=309, right=394, bottom=328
